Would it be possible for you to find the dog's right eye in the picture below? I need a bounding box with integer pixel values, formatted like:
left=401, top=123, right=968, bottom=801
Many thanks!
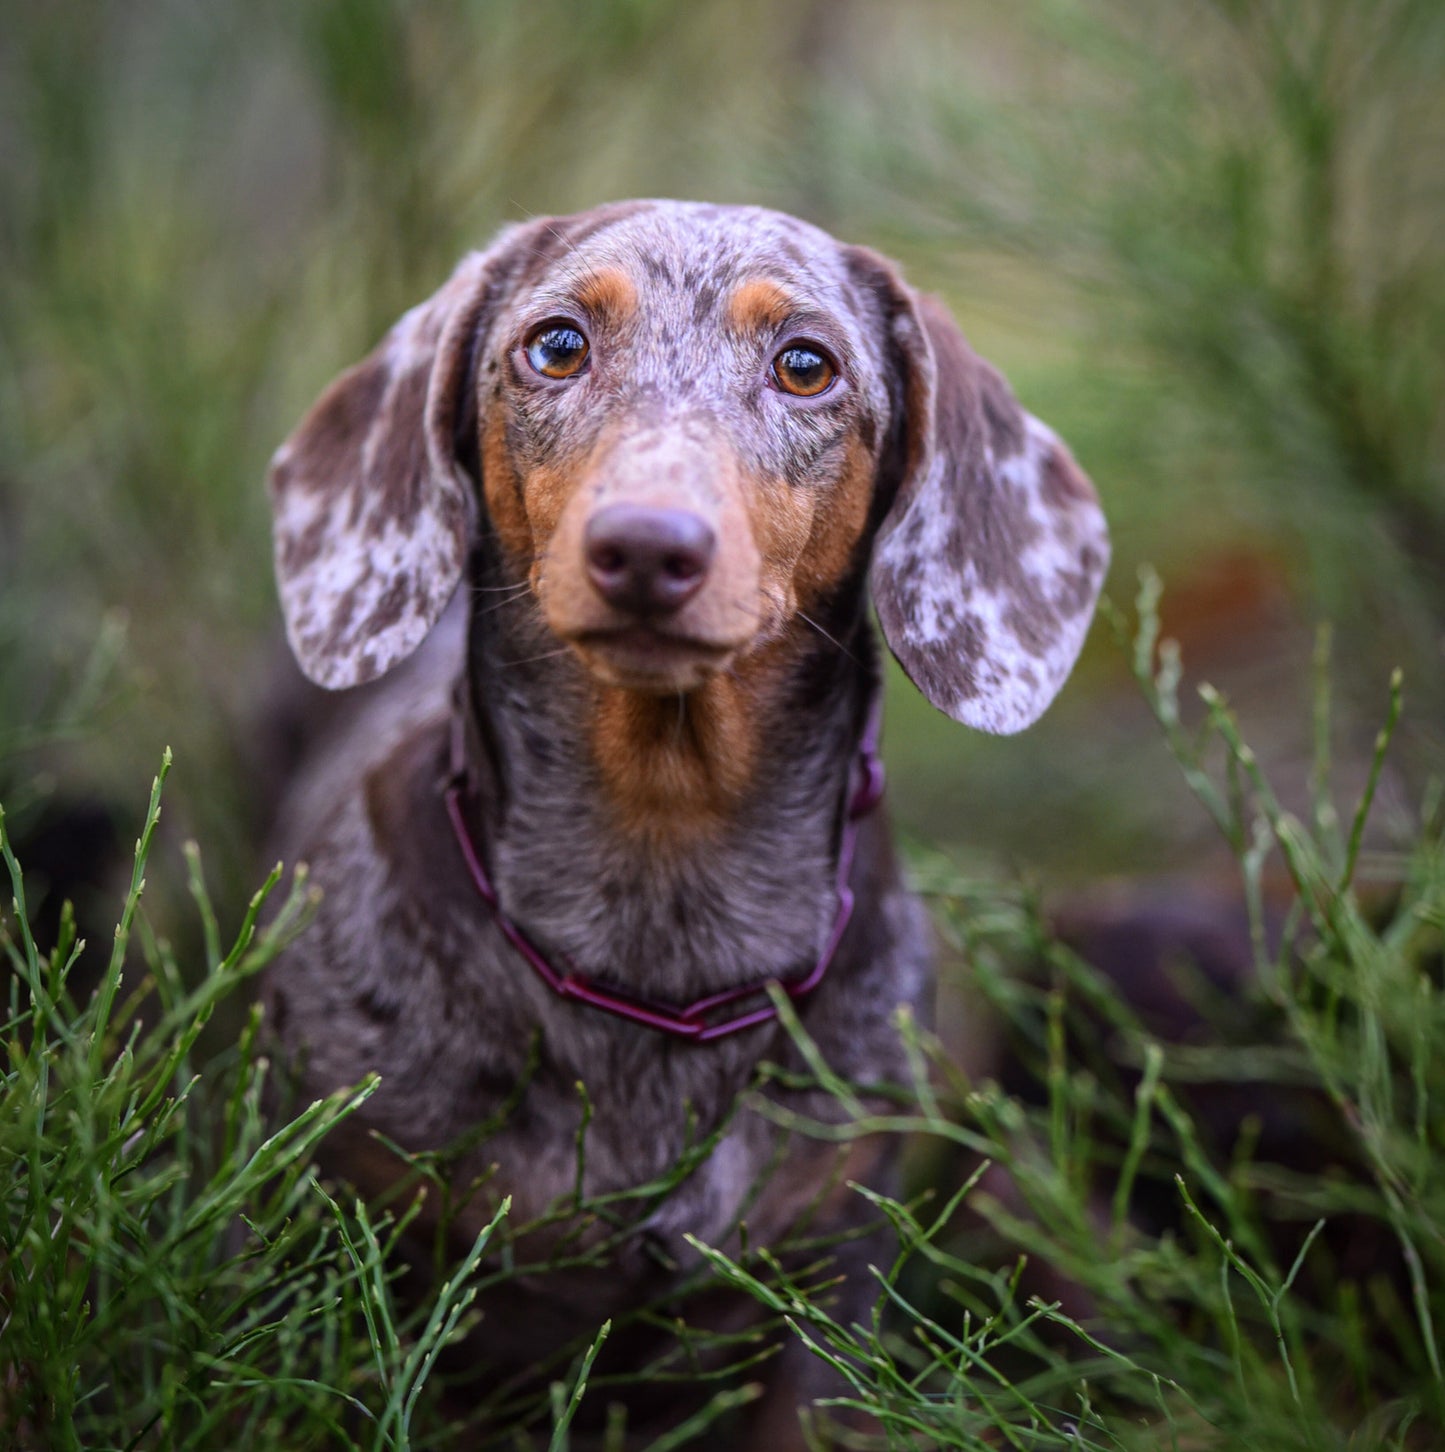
left=525, top=323, right=590, bottom=380
left=771, top=342, right=836, bottom=398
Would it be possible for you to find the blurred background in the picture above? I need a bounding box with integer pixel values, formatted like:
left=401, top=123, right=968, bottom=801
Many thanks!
left=2, top=0, right=1442, bottom=928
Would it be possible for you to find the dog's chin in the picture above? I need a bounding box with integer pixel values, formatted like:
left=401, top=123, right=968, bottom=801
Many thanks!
left=567, top=627, right=740, bottom=694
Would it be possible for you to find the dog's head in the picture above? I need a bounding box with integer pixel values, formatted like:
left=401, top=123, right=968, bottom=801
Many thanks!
left=269, top=201, right=1108, bottom=732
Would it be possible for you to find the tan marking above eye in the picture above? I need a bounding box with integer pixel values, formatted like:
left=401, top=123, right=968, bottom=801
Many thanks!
left=571, top=267, right=638, bottom=325
left=771, top=343, right=836, bottom=398
left=726, top=277, right=796, bottom=335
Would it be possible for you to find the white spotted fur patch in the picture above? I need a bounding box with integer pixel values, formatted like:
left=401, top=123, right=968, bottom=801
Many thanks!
left=871, top=315, right=1110, bottom=733
left=268, top=253, right=491, bottom=690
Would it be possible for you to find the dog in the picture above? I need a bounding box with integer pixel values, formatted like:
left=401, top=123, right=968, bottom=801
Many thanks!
left=261, top=200, right=1109, bottom=1445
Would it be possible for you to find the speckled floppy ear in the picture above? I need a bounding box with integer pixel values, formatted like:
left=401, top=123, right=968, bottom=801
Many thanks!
left=852, top=251, right=1110, bottom=734
left=268, top=227, right=541, bottom=690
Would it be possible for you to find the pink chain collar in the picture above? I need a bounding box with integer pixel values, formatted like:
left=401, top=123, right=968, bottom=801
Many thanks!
left=443, top=697, right=884, bottom=1044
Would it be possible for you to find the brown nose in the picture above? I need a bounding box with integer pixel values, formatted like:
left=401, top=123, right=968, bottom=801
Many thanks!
left=584, top=504, right=716, bottom=616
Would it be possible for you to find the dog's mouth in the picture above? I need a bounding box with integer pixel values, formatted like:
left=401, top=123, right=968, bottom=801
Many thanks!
left=569, top=625, right=740, bottom=692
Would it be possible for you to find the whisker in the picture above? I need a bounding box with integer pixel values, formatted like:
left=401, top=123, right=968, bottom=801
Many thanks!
left=474, top=591, right=535, bottom=620
left=504, top=206, right=599, bottom=295
left=507, top=202, right=586, bottom=261
left=797, top=610, right=859, bottom=665
left=541, top=220, right=585, bottom=263
left=497, top=645, right=573, bottom=669
left=470, top=581, right=532, bottom=595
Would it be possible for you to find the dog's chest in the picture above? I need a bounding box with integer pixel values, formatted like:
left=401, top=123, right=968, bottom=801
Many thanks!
left=270, top=699, right=924, bottom=1286
left=287, top=784, right=811, bottom=1143
left=472, top=701, right=851, bottom=1004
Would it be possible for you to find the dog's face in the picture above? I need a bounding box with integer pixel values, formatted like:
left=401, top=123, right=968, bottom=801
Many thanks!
left=475, top=205, right=897, bottom=694
left=270, top=201, right=1109, bottom=732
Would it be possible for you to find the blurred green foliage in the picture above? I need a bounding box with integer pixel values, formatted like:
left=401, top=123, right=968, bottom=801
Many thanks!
left=2, top=0, right=1442, bottom=893
left=2, top=4, right=1445, bottom=1443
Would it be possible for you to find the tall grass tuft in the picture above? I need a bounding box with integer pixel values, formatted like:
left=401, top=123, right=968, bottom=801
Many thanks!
left=0, top=757, right=778, bottom=1448
left=4, top=579, right=1443, bottom=1448
left=1, top=755, right=534, bottom=1449
left=698, top=573, right=1444, bottom=1449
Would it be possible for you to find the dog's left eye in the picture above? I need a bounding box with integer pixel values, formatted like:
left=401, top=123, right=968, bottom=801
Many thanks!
left=526, top=323, right=590, bottom=379
left=771, top=343, right=836, bottom=398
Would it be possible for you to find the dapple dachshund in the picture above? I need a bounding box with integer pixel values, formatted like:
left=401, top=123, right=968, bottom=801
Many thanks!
left=263, top=200, right=1109, bottom=1444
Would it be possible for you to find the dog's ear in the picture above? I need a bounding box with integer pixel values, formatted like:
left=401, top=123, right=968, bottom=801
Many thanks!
left=849, top=249, right=1110, bottom=733
left=269, top=227, right=542, bottom=689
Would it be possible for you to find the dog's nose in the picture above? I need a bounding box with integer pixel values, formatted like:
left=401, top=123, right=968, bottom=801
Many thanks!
left=585, top=505, right=716, bottom=616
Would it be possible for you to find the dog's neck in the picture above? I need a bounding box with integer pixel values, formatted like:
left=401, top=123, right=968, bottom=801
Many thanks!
left=456, top=538, right=880, bottom=1002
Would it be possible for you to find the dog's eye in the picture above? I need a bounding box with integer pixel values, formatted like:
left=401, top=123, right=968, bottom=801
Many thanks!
left=526, top=323, right=590, bottom=380
left=771, top=343, right=836, bottom=398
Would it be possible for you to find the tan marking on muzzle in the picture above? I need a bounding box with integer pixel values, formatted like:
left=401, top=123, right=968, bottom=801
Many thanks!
left=480, top=408, right=537, bottom=565
left=480, top=407, right=603, bottom=598
left=736, top=431, right=876, bottom=634
left=791, top=433, right=876, bottom=609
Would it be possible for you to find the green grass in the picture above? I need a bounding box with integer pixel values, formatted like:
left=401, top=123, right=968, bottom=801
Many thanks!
left=3, top=578, right=1442, bottom=1449
left=725, top=581, right=1443, bottom=1450
left=3, top=3, right=1443, bottom=1445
